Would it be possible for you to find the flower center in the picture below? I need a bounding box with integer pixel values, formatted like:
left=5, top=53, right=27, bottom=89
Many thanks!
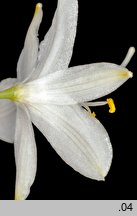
left=0, top=85, right=24, bottom=102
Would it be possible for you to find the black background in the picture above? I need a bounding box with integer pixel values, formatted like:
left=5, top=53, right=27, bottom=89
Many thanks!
left=0, top=0, right=136, bottom=200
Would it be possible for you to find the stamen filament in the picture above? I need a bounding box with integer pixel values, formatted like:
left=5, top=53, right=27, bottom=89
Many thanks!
left=82, top=104, right=96, bottom=117
left=83, top=101, right=107, bottom=107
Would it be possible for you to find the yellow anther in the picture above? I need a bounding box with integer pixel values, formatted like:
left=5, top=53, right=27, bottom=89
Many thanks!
left=34, top=3, right=42, bottom=17
left=89, top=111, right=96, bottom=117
left=91, top=111, right=96, bottom=117
left=107, top=98, right=116, bottom=113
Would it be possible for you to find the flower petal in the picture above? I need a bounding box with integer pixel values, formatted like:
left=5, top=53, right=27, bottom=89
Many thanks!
left=0, top=78, right=17, bottom=143
left=14, top=104, right=37, bottom=200
left=29, top=104, right=112, bottom=180
left=30, top=0, right=78, bottom=80
left=17, top=3, right=43, bottom=82
left=22, top=63, right=132, bottom=105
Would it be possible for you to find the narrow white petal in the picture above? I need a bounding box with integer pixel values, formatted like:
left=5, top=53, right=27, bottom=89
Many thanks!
left=17, top=3, right=43, bottom=82
left=14, top=104, right=37, bottom=200
left=121, top=47, right=135, bottom=67
left=0, top=78, right=17, bottom=143
left=29, top=0, right=78, bottom=80
left=29, top=104, right=112, bottom=180
left=22, top=63, right=132, bottom=105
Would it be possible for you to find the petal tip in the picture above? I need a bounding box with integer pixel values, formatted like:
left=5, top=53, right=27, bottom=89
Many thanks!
left=129, top=46, right=135, bottom=54
left=34, top=3, right=42, bottom=17
left=15, top=191, right=28, bottom=200
left=97, top=176, right=105, bottom=181
left=36, top=3, right=42, bottom=8
left=101, top=177, right=105, bottom=181
left=95, top=168, right=107, bottom=181
left=100, top=173, right=106, bottom=181
left=120, top=70, right=133, bottom=78
left=15, top=193, right=21, bottom=200
left=128, top=71, right=133, bottom=78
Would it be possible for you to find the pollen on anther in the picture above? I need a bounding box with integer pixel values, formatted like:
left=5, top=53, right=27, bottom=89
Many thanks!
left=107, top=98, right=116, bottom=113
left=88, top=111, right=96, bottom=117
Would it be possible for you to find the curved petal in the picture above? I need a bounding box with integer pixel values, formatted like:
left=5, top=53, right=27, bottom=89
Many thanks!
left=17, top=3, right=43, bottom=82
left=22, top=63, right=132, bottom=105
left=14, top=104, right=37, bottom=200
left=0, top=78, right=17, bottom=143
left=29, top=0, right=78, bottom=80
left=29, top=104, right=112, bottom=180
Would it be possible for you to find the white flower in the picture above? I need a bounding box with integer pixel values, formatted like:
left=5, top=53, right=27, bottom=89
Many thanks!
left=0, top=1, right=134, bottom=200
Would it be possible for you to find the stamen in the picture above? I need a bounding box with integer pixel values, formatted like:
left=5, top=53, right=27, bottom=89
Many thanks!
left=34, top=3, right=42, bottom=17
left=121, top=47, right=135, bottom=67
left=107, top=98, right=116, bottom=113
left=90, top=111, right=96, bottom=117
left=82, top=98, right=116, bottom=116
left=82, top=104, right=96, bottom=117
left=88, top=111, right=96, bottom=118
